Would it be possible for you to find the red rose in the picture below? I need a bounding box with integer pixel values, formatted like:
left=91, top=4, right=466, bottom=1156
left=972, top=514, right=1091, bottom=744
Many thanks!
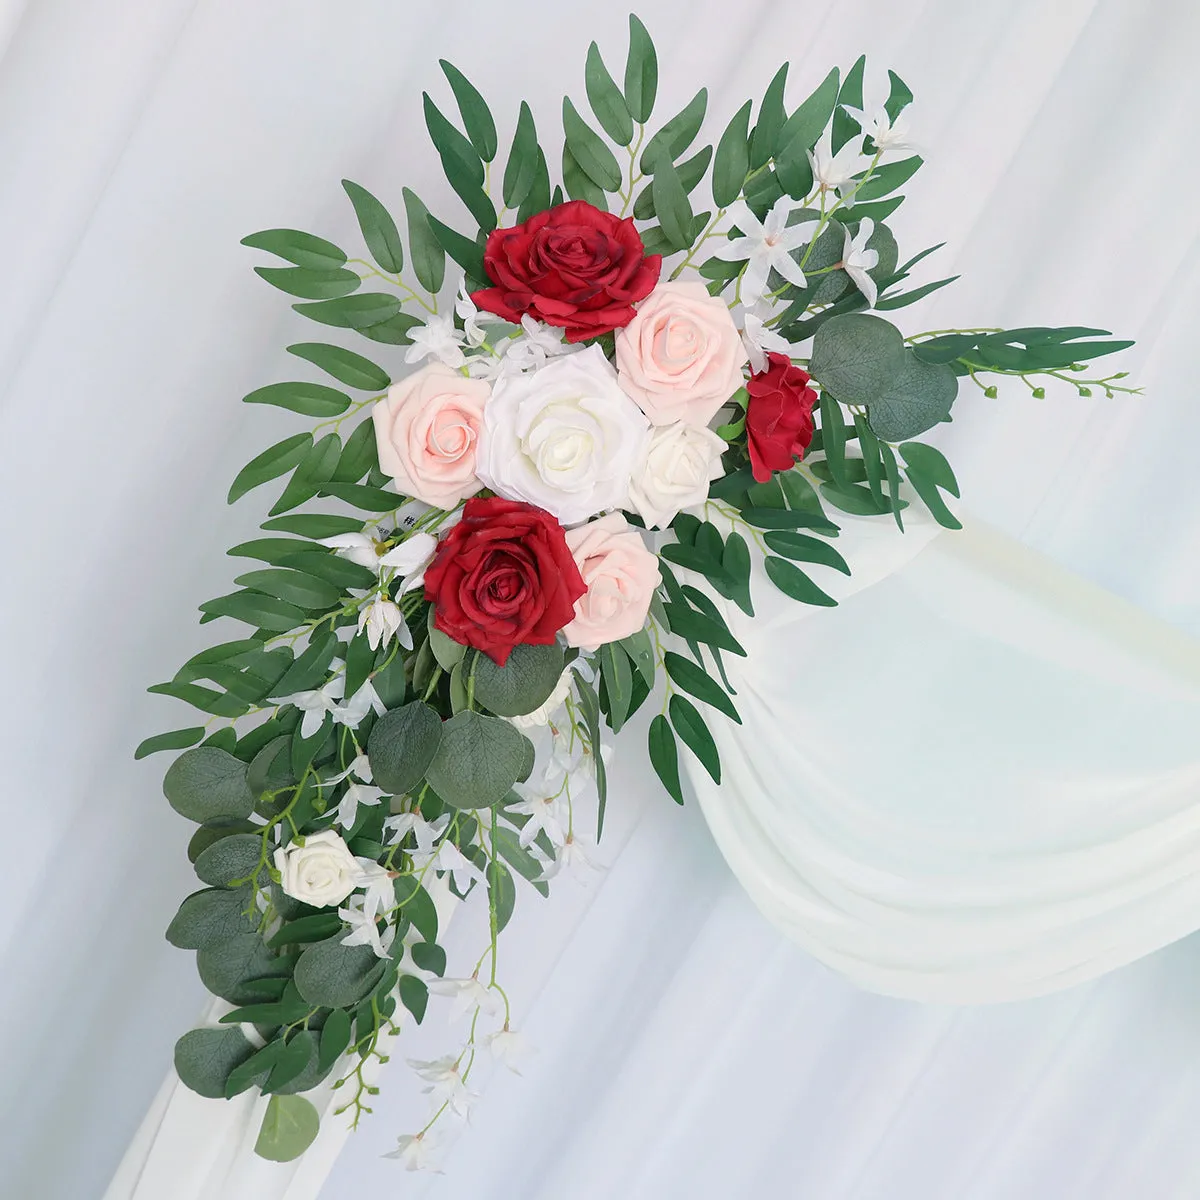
left=424, top=497, right=586, bottom=666
left=470, top=200, right=662, bottom=342
left=745, top=353, right=818, bottom=483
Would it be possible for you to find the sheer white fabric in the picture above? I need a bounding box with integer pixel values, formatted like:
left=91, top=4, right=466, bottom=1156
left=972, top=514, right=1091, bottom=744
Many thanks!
left=2, top=0, right=1200, bottom=1198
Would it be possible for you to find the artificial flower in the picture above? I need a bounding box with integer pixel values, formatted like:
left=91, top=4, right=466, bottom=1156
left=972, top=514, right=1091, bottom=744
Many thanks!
left=840, top=217, right=880, bottom=307
left=407, top=1054, right=477, bottom=1118
left=842, top=77, right=915, bottom=156
left=807, top=126, right=870, bottom=204
left=426, top=975, right=504, bottom=1022
left=404, top=311, right=466, bottom=368
left=318, top=531, right=436, bottom=585
left=476, top=346, right=650, bottom=527
left=273, top=830, right=363, bottom=908
left=741, top=310, right=795, bottom=376
left=336, top=780, right=384, bottom=831
left=455, top=281, right=487, bottom=347
left=508, top=786, right=568, bottom=850
left=332, top=675, right=387, bottom=730
left=372, top=365, right=489, bottom=508
left=745, top=353, right=819, bottom=483
left=339, top=895, right=395, bottom=959
left=412, top=838, right=488, bottom=895
left=385, top=1132, right=442, bottom=1172
left=614, top=281, right=748, bottom=427
left=535, top=832, right=601, bottom=882
left=627, top=421, right=726, bottom=530
left=471, top=199, right=661, bottom=341
left=358, top=593, right=407, bottom=652
left=485, top=1027, right=536, bottom=1075
left=562, top=514, right=660, bottom=652
left=423, top=496, right=586, bottom=666
left=384, top=810, right=450, bottom=851
left=284, top=675, right=346, bottom=739
left=715, top=196, right=812, bottom=306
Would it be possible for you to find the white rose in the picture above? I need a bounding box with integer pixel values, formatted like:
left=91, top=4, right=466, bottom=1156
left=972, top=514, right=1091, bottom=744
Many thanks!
left=273, top=829, right=363, bottom=908
left=627, top=422, right=727, bottom=530
left=476, top=345, right=650, bottom=526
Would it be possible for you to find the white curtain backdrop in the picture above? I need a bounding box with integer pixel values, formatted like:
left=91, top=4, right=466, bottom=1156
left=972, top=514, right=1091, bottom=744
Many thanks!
left=2, top=1, right=1199, bottom=1198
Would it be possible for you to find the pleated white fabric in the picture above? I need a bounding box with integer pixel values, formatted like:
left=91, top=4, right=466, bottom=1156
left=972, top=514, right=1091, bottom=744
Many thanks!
left=3, top=1, right=1200, bottom=1198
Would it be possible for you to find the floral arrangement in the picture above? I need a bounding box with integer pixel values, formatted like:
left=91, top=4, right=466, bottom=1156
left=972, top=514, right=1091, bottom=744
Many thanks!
left=140, top=15, right=1136, bottom=1168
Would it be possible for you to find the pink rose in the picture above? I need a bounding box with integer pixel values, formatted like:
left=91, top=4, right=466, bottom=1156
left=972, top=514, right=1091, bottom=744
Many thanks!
left=614, top=280, right=748, bottom=427
left=562, top=514, right=660, bottom=652
left=371, top=364, right=489, bottom=508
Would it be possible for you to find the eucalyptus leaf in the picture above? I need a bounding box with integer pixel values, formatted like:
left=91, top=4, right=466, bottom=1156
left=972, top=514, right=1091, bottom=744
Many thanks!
left=166, top=886, right=257, bottom=950
left=294, top=936, right=387, bottom=1008
left=255, top=1095, right=320, bottom=1163
left=367, top=702, right=443, bottom=795
left=425, top=711, right=530, bottom=809
left=808, top=313, right=907, bottom=405
left=198, top=932, right=291, bottom=1005
left=194, top=833, right=268, bottom=889
left=175, top=1027, right=256, bottom=1099
left=867, top=349, right=959, bottom=442
left=465, top=642, right=565, bottom=717
left=164, top=746, right=255, bottom=824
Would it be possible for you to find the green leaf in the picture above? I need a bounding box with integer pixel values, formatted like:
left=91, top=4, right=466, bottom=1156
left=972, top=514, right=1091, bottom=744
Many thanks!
left=562, top=144, right=609, bottom=209
left=329, top=418, right=378, bottom=486
left=294, top=936, right=387, bottom=1008
left=393, top=876, right=439, bottom=943
left=269, top=1030, right=327, bottom=1096
left=648, top=714, right=683, bottom=804
left=650, top=154, right=694, bottom=251
left=661, top=602, right=746, bottom=657
left=573, top=673, right=608, bottom=837
left=261, top=512, right=364, bottom=538
left=764, top=555, right=838, bottom=606
left=422, top=92, right=484, bottom=185
left=267, top=912, right=344, bottom=950
left=166, top=886, right=256, bottom=949
left=164, top=747, right=255, bottom=824
left=819, top=391, right=849, bottom=488
left=244, top=382, right=351, bottom=418
left=516, top=147, right=552, bottom=224
left=867, top=349, right=959, bottom=441
left=188, top=819, right=259, bottom=864
left=712, top=99, right=752, bottom=208
left=269, top=432, right=341, bottom=516
left=668, top=694, right=720, bottom=783
left=623, top=13, right=658, bottom=123
left=425, top=711, right=531, bottom=809
left=763, top=531, right=850, bottom=574
left=876, top=275, right=960, bottom=311
left=402, top=188, right=446, bottom=296
left=494, top=825, right=549, bottom=897
left=900, top=441, right=962, bottom=530
left=341, top=179, right=405, bottom=274
left=502, top=102, right=541, bottom=209
left=466, top=642, right=565, bottom=717
left=640, top=88, right=707, bottom=173
left=427, top=216, right=485, bottom=281
left=440, top=143, right=498, bottom=233
left=563, top=97, right=622, bottom=191
left=255, top=1095, right=320, bottom=1163
left=633, top=146, right=710, bottom=219
left=749, top=64, right=787, bottom=169
left=399, top=974, right=429, bottom=1023
left=491, top=861, right=517, bottom=933
left=194, top=833, right=268, bottom=888
left=585, top=42, right=633, bottom=144
left=285, top=345, right=388, bottom=391
left=318, top=1009, right=353, bottom=1073
left=135, top=726, right=205, bottom=760
left=293, top=293, right=402, bottom=331
left=663, top=652, right=740, bottom=723
left=885, top=69, right=914, bottom=122
left=234, top=567, right=340, bottom=612
left=411, top=941, right=447, bottom=976
left=224, top=1039, right=284, bottom=1098
left=253, top=266, right=360, bottom=300
left=242, top=229, right=346, bottom=270
left=808, top=313, right=907, bottom=405
left=175, top=1027, right=256, bottom=1099
left=833, top=54, right=866, bottom=150
left=146, top=678, right=248, bottom=717
left=879, top=441, right=904, bottom=530
left=721, top=532, right=754, bottom=617
left=268, top=630, right=337, bottom=698
left=367, top=701, right=443, bottom=795
left=619, top=628, right=656, bottom=691
left=199, top=590, right=307, bottom=634
left=776, top=66, right=840, bottom=197
left=439, top=60, right=497, bottom=161
left=227, top=434, right=313, bottom=506
left=854, top=154, right=923, bottom=203
left=599, top=642, right=634, bottom=733
left=818, top=481, right=894, bottom=516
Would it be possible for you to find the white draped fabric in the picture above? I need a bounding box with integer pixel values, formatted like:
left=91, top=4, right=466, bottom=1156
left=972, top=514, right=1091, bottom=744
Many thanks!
left=3, top=1, right=1199, bottom=1198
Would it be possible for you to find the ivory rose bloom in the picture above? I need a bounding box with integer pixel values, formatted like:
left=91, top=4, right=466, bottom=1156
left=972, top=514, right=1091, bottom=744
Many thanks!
left=476, top=345, right=650, bottom=526
left=562, top=514, right=660, bottom=651
left=372, top=364, right=489, bottom=508
left=628, top=422, right=727, bottom=530
left=614, top=281, right=748, bottom=427
left=273, top=829, right=363, bottom=908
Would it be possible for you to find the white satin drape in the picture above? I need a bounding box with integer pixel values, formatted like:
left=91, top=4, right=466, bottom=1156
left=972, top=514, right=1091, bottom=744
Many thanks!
left=3, top=1, right=1200, bottom=1199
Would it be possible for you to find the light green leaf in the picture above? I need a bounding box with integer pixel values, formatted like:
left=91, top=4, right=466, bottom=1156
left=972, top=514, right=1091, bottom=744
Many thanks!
left=255, top=1095, right=320, bottom=1163
left=623, top=14, right=658, bottom=123
left=242, top=229, right=345, bottom=270
left=175, top=1027, right=256, bottom=1099
left=342, top=179, right=405, bottom=274
left=429, top=625, right=467, bottom=671
left=585, top=42, right=633, bottom=145
left=867, top=349, right=959, bottom=442
left=807, top=313, right=906, bottom=405
left=164, top=747, right=255, bottom=824
left=466, top=642, right=565, bottom=718
left=243, top=382, right=351, bottom=418
left=367, top=701, right=443, bottom=795
left=425, top=711, right=531, bottom=809
left=402, top=188, right=446, bottom=296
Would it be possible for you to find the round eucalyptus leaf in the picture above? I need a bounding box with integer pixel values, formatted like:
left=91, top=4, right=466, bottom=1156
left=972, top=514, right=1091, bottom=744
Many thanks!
left=164, top=746, right=255, bottom=824
left=197, top=932, right=291, bottom=1005
left=166, top=886, right=257, bottom=950
left=174, top=1027, right=256, bottom=1099
left=194, top=833, right=268, bottom=888
left=270, top=1030, right=334, bottom=1095
left=294, top=936, right=387, bottom=1008
left=867, top=350, right=959, bottom=441
left=425, top=711, right=531, bottom=809
left=255, top=1094, right=321, bottom=1163
left=187, top=818, right=257, bottom=864
left=427, top=622, right=467, bottom=671
left=366, top=701, right=443, bottom=796
left=808, top=313, right=906, bottom=406
left=466, top=642, right=565, bottom=717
